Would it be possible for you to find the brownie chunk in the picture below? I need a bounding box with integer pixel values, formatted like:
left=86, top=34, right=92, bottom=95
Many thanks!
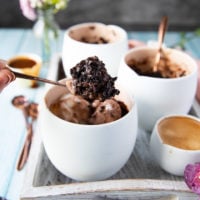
left=70, top=56, right=119, bottom=101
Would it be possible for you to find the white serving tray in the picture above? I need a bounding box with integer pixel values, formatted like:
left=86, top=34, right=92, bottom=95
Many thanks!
left=20, top=54, right=199, bottom=200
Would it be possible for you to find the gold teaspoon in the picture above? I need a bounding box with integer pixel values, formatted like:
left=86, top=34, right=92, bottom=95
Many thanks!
left=11, top=70, right=66, bottom=87
left=153, top=16, right=168, bottom=72
left=12, top=95, right=35, bottom=170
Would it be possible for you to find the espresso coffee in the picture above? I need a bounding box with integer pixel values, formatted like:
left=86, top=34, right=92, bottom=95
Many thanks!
left=69, top=24, right=120, bottom=44
left=158, top=116, right=200, bottom=150
left=9, top=57, right=37, bottom=69
left=8, top=54, right=41, bottom=88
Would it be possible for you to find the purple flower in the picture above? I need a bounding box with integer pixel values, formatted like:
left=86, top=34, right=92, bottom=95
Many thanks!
left=184, top=163, right=200, bottom=195
left=19, top=0, right=37, bottom=21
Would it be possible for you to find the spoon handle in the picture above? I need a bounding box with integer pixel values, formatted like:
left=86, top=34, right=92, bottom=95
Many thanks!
left=157, top=16, right=168, bottom=50
left=12, top=71, right=66, bottom=87
left=153, top=16, right=168, bottom=72
left=17, top=124, right=33, bottom=170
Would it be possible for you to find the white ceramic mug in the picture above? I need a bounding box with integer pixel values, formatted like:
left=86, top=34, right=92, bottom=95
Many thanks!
left=150, top=114, right=200, bottom=176
left=62, top=22, right=128, bottom=77
left=118, top=46, right=198, bottom=131
left=40, top=79, right=138, bottom=181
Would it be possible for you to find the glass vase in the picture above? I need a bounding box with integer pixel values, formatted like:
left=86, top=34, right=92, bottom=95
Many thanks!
left=33, top=9, right=60, bottom=63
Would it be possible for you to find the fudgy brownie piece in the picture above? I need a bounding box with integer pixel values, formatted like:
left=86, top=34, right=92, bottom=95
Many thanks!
left=70, top=56, right=119, bottom=101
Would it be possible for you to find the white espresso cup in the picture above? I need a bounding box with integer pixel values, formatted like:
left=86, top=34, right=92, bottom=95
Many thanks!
left=118, top=46, right=198, bottom=131
left=8, top=53, right=42, bottom=88
left=150, top=114, right=200, bottom=176
left=62, top=22, right=128, bottom=77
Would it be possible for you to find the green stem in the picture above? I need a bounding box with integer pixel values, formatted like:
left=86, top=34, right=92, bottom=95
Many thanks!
left=171, top=28, right=200, bottom=49
left=40, top=9, right=59, bottom=62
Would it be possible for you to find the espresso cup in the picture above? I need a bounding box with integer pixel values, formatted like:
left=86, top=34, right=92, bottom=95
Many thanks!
left=150, top=114, right=200, bottom=176
left=62, top=22, right=128, bottom=77
left=118, top=46, right=198, bottom=131
left=8, top=53, right=42, bottom=88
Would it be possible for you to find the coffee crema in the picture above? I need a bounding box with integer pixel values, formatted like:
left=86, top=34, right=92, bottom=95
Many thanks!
left=158, top=116, right=200, bottom=150
left=8, top=55, right=41, bottom=88
left=9, top=57, right=37, bottom=69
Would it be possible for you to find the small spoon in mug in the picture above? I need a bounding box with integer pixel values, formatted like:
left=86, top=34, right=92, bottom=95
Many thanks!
left=153, top=16, right=168, bottom=72
left=12, top=95, right=36, bottom=170
left=0, top=59, right=66, bottom=87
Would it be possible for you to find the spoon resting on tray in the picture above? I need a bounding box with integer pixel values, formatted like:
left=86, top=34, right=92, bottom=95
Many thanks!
left=153, top=16, right=168, bottom=72
left=12, top=95, right=38, bottom=170
left=0, top=59, right=66, bottom=87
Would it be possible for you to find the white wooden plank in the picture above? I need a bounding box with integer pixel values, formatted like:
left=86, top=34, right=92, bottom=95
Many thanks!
left=0, top=82, right=42, bottom=198
left=0, top=29, right=51, bottom=200
left=0, top=29, right=26, bottom=59
left=0, top=27, right=34, bottom=195
left=6, top=54, right=60, bottom=200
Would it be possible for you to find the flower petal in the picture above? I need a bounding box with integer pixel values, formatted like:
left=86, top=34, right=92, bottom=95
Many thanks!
left=19, top=0, right=37, bottom=20
left=184, top=163, right=200, bottom=195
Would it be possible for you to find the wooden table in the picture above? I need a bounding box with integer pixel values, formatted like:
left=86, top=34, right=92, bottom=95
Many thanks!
left=0, top=29, right=199, bottom=200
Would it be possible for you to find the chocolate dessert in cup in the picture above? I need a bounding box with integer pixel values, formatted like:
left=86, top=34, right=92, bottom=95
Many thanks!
left=118, top=46, right=198, bottom=131
left=62, top=22, right=128, bottom=77
left=40, top=56, right=138, bottom=181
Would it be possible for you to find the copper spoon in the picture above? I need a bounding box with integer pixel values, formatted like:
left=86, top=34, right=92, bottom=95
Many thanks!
left=12, top=71, right=66, bottom=87
left=153, top=16, right=168, bottom=72
left=0, top=59, right=66, bottom=87
left=12, top=95, right=37, bottom=170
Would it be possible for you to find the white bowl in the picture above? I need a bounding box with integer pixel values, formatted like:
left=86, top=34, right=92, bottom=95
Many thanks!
left=118, top=46, right=198, bottom=131
left=150, top=114, right=200, bottom=176
left=62, top=22, right=128, bottom=77
left=40, top=79, right=138, bottom=181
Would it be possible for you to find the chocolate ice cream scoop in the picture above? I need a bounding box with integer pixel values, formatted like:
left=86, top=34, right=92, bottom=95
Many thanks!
left=89, top=99, right=122, bottom=124
left=50, top=93, right=91, bottom=124
left=50, top=56, right=129, bottom=125
left=69, top=56, right=119, bottom=101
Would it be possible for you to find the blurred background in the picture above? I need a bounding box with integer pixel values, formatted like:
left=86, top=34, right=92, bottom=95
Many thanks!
left=0, top=0, right=200, bottom=31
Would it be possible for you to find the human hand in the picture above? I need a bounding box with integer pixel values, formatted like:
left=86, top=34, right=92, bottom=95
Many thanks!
left=0, top=60, right=15, bottom=92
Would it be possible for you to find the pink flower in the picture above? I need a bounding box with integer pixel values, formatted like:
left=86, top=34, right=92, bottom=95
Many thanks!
left=184, top=163, right=200, bottom=195
left=19, top=0, right=37, bottom=21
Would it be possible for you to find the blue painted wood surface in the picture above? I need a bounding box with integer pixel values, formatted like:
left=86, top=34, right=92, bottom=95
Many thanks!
left=0, top=29, right=199, bottom=200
